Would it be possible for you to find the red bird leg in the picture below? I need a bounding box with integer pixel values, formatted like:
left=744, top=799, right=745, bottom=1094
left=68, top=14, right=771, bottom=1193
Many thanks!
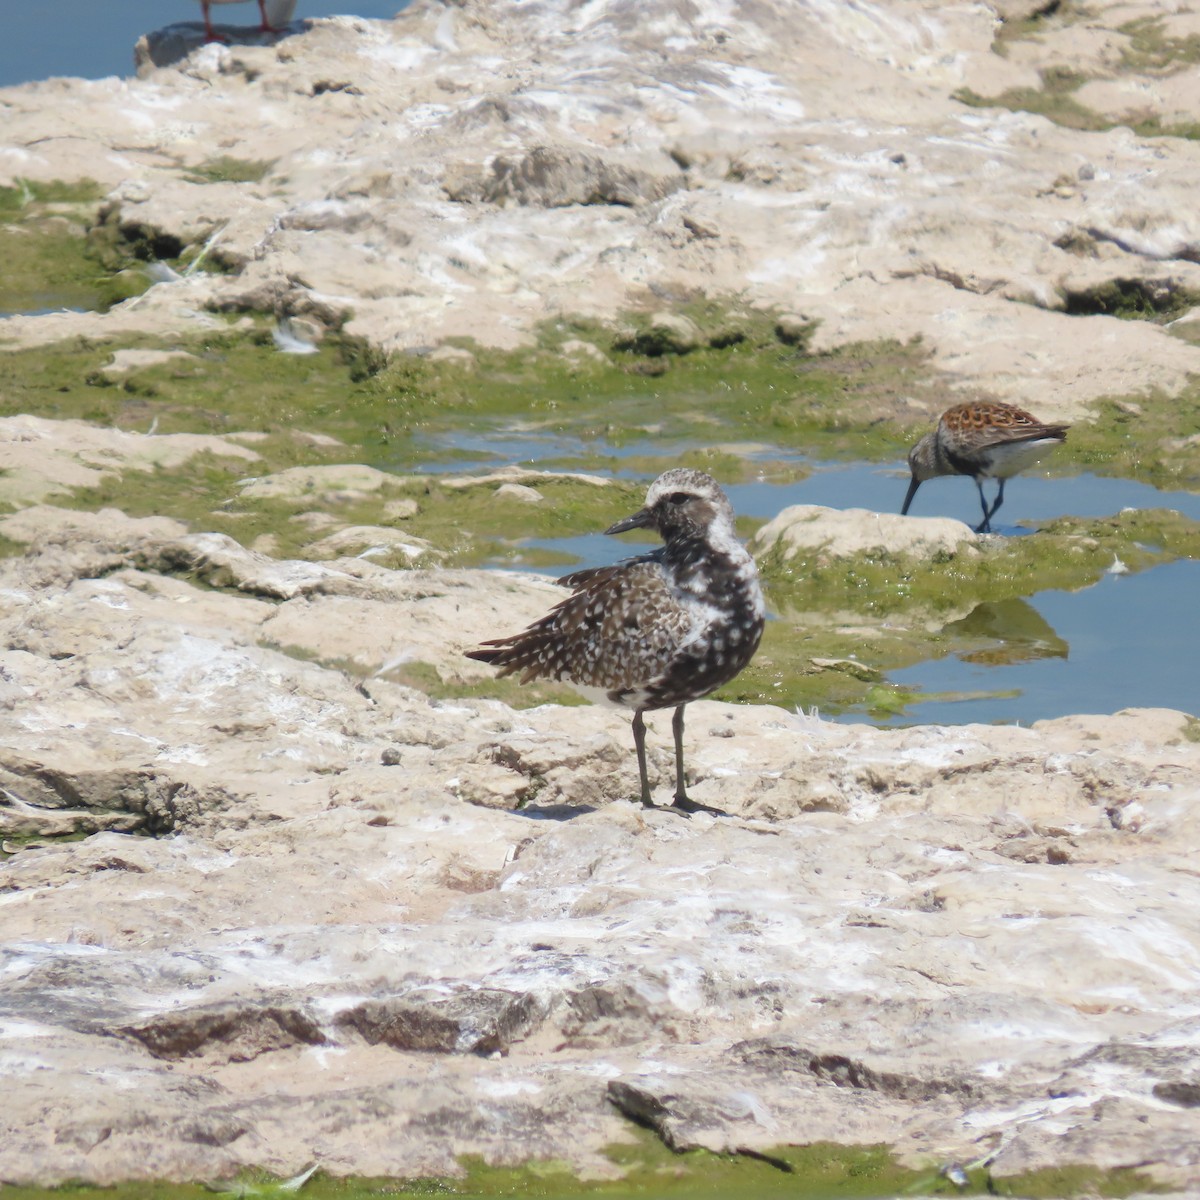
left=257, top=0, right=282, bottom=31
left=202, top=1, right=227, bottom=41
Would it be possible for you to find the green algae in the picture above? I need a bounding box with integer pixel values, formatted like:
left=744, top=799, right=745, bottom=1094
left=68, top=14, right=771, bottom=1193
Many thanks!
left=0, top=179, right=105, bottom=214
left=1120, top=16, right=1200, bottom=74
left=0, top=315, right=936, bottom=570
left=954, top=75, right=1109, bottom=134
left=735, top=507, right=1200, bottom=716
left=4, top=302, right=1200, bottom=719
left=0, top=1135, right=1163, bottom=1200
left=0, top=178, right=146, bottom=314
left=992, top=0, right=1085, bottom=57
left=990, top=1163, right=1167, bottom=1199
left=0, top=830, right=92, bottom=858
left=972, top=4, right=1200, bottom=139
left=370, top=659, right=589, bottom=710
left=0, top=174, right=245, bottom=317
left=183, top=156, right=275, bottom=185
left=1066, top=393, right=1200, bottom=490
left=1061, top=277, right=1200, bottom=323
left=956, top=24, right=1200, bottom=142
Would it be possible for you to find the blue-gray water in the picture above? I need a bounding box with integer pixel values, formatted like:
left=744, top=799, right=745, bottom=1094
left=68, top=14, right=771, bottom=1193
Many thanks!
left=876, top=560, right=1200, bottom=727
left=415, top=432, right=1200, bottom=726
left=0, top=0, right=406, bottom=88
left=4, top=0, right=1194, bottom=732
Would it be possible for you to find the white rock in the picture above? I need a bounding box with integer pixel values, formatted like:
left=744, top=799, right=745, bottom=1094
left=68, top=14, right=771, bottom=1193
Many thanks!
left=493, top=483, right=544, bottom=504
left=751, top=504, right=977, bottom=560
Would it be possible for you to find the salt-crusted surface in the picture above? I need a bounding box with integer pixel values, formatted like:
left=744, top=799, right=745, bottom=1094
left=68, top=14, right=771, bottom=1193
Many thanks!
left=4, top=0, right=1200, bottom=418
left=5, top=0, right=1200, bottom=1187
left=1, top=506, right=1200, bottom=1187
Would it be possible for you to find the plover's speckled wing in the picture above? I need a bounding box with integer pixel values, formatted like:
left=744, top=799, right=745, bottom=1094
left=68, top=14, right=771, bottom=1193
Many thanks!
left=472, top=559, right=692, bottom=692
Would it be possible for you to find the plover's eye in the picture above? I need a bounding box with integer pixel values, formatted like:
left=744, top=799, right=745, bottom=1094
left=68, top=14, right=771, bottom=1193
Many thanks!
left=668, top=492, right=690, bottom=505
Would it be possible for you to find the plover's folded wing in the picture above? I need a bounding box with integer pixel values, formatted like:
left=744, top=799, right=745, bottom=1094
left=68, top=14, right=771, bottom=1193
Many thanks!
left=468, top=561, right=689, bottom=689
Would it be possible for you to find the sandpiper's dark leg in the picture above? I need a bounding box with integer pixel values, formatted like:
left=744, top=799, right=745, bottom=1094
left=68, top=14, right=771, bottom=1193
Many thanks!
left=988, top=478, right=1006, bottom=525
left=973, top=478, right=992, bottom=533
left=632, top=709, right=653, bottom=807
left=668, top=704, right=727, bottom=816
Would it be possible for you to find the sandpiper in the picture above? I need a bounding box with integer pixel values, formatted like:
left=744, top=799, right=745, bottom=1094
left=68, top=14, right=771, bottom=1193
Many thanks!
left=465, top=468, right=765, bottom=815
left=901, top=401, right=1069, bottom=533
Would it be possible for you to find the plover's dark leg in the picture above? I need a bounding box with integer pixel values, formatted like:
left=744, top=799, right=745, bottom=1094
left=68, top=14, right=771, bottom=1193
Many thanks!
left=669, top=704, right=727, bottom=817
left=672, top=704, right=688, bottom=804
left=632, top=709, right=653, bottom=807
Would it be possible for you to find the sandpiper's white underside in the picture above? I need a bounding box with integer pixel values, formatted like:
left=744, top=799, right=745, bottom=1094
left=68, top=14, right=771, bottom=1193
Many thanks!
left=979, top=437, right=1063, bottom=480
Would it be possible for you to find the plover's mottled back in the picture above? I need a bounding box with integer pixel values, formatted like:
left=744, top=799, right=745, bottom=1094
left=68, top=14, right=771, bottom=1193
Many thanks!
left=901, top=401, right=1069, bottom=533
left=465, top=468, right=765, bottom=815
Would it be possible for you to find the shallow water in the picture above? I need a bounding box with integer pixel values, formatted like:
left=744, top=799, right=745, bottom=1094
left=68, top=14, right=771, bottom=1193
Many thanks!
left=422, top=430, right=1200, bottom=726
left=0, top=0, right=408, bottom=89
left=869, top=560, right=1200, bottom=727
left=0, top=302, right=90, bottom=320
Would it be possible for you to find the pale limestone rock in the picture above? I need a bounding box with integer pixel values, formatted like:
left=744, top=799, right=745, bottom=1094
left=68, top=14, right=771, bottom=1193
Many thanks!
left=493, top=482, right=543, bottom=504
left=3, top=0, right=1200, bottom=1185
left=0, top=415, right=259, bottom=507
left=774, top=313, right=813, bottom=345
left=289, top=510, right=340, bottom=530
left=751, top=505, right=978, bottom=560
left=4, top=0, right=1200, bottom=416
left=426, top=345, right=477, bottom=367
left=382, top=497, right=420, bottom=519
left=0, top=516, right=1199, bottom=1185
left=99, top=348, right=199, bottom=377
left=444, top=144, right=685, bottom=208
left=646, top=311, right=701, bottom=354
left=0, top=504, right=189, bottom=547
left=237, top=463, right=405, bottom=501
left=261, top=569, right=564, bottom=676
left=304, top=524, right=436, bottom=560
left=559, top=339, right=610, bottom=364
left=442, top=466, right=611, bottom=490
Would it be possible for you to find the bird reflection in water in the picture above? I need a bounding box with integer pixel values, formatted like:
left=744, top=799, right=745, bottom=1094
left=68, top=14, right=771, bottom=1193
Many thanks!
left=943, top=597, right=1068, bottom=667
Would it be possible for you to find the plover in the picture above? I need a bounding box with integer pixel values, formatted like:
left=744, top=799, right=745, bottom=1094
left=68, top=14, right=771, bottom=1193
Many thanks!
left=466, top=468, right=765, bottom=815
left=901, top=401, right=1069, bottom=533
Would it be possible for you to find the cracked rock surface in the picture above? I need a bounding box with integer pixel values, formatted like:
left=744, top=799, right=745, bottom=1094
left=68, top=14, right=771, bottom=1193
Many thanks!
left=5, top=0, right=1200, bottom=1188
left=1, top=507, right=1200, bottom=1188
left=4, top=0, right=1200, bottom=418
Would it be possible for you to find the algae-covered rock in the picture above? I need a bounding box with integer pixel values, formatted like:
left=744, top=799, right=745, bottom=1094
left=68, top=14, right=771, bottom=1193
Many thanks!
left=752, top=505, right=978, bottom=560
left=237, top=463, right=406, bottom=502
left=0, top=414, right=259, bottom=507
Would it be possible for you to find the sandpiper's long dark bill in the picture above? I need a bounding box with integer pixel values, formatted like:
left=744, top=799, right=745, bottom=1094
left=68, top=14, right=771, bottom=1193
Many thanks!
left=465, top=468, right=765, bottom=815
left=901, top=400, right=1069, bottom=533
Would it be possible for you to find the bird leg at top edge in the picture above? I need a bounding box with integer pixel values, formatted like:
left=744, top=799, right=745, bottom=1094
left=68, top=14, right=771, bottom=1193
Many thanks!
left=256, top=0, right=286, bottom=31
